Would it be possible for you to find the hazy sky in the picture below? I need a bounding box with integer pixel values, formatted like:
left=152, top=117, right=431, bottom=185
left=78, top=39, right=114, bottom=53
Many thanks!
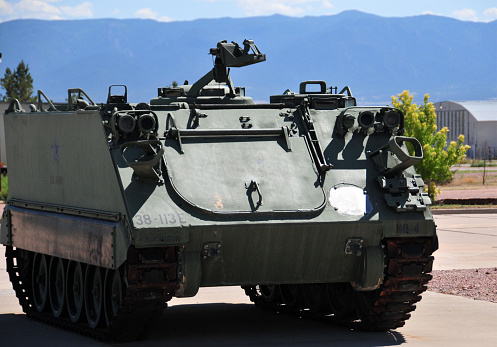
left=1, top=0, right=497, bottom=23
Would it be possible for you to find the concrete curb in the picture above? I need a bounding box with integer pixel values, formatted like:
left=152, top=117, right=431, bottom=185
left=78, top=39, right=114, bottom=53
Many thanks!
left=431, top=208, right=497, bottom=215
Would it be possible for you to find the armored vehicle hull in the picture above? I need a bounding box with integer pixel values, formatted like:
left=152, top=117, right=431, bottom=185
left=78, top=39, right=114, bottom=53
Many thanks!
left=1, top=40, right=437, bottom=340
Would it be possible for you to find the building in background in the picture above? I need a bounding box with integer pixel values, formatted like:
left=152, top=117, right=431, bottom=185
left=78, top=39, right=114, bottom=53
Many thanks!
left=434, top=100, right=497, bottom=160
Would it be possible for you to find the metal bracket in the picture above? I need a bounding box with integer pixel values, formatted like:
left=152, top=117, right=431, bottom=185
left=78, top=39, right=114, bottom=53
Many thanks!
left=297, top=104, right=332, bottom=173
left=344, top=238, right=364, bottom=256
left=191, top=108, right=208, bottom=127
left=245, top=180, right=263, bottom=207
left=202, top=242, right=223, bottom=261
left=378, top=174, right=432, bottom=212
left=165, top=113, right=184, bottom=153
left=0, top=208, right=12, bottom=245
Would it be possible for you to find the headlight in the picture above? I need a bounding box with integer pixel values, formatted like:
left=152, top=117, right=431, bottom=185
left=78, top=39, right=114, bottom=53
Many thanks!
left=342, top=114, right=356, bottom=129
left=358, top=111, right=374, bottom=128
left=138, top=114, right=156, bottom=133
left=117, top=114, right=136, bottom=133
left=384, top=110, right=400, bottom=128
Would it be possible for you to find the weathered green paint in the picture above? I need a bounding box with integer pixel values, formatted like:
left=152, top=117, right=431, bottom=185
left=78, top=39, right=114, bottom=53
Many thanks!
left=4, top=111, right=127, bottom=213
left=1, top=39, right=436, bottom=292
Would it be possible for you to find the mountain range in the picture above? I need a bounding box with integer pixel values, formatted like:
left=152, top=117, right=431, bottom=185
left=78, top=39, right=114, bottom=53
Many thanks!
left=0, top=11, right=496, bottom=105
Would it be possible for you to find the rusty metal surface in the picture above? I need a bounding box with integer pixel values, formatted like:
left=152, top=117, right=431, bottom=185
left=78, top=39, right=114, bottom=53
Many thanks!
left=9, top=206, right=116, bottom=269
left=242, top=236, right=435, bottom=331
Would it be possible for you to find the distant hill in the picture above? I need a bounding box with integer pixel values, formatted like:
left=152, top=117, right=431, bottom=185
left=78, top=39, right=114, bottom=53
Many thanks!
left=0, top=11, right=495, bottom=104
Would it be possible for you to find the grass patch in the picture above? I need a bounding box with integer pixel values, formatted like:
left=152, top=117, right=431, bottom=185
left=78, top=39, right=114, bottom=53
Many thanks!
left=454, top=170, right=497, bottom=174
left=470, top=161, right=497, bottom=167
left=443, top=168, right=497, bottom=187
left=431, top=204, right=496, bottom=209
left=0, top=174, right=8, bottom=201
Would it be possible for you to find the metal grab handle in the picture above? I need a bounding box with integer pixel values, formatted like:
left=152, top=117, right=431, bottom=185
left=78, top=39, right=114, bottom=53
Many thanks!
left=245, top=180, right=263, bottom=207
left=120, top=140, right=164, bottom=181
left=165, top=124, right=292, bottom=153
left=37, top=90, right=57, bottom=112
left=368, top=136, right=423, bottom=176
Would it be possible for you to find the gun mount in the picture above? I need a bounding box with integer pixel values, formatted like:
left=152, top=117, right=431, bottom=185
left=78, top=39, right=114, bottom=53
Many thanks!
left=155, top=39, right=265, bottom=105
left=187, top=39, right=265, bottom=97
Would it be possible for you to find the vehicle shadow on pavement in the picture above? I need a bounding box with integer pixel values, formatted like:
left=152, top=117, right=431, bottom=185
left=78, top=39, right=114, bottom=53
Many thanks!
left=0, top=304, right=406, bottom=346
left=0, top=313, right=99, bottom=346
left=149, top=303, right=406, bottom=346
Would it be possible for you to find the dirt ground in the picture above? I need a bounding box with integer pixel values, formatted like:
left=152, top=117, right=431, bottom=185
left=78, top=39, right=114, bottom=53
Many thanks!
left=428, top=268, right=497, bottom=303
left=437, top=165, right=497, bottom=200
left=442, top=165, right=497, bottom=188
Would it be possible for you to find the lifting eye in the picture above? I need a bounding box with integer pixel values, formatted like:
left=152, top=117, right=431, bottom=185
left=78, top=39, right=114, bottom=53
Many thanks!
left=358, top=111, right=374, bottom=128
left=383, top=110, right=400, bottom=128
left=138, top=114, right=156, bottom=133
left=117, top=114, right=136, bottom=133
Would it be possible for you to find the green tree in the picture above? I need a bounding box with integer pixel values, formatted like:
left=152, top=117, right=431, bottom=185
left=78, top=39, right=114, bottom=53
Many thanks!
left=0, top=60, right=37, bottom=103
left=392, top=91, right=470, bottom=201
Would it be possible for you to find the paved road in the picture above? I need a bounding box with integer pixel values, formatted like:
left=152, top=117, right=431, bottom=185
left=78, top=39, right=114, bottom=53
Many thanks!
left=0, top=213, right=496, bottom=346
left=434, top=213, right=497, bottom=270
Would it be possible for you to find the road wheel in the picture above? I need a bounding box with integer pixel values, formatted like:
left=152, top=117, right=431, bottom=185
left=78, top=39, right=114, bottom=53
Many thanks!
left=66, top=261, right=85, bottom=323
left=32, top=253, right=48, bottom=312
left=279, top=284, right=303, bottom=309
left=259, top=285, right=281, bottom=303
left=326, top=282, right=356, bottom=319
left=49, top=257, right=65, bottom=317
left=85, top=265, right=103, bottom=328
left=104, top=268, right=123, bottom=327
left=303, top=283, right=328, bottom=312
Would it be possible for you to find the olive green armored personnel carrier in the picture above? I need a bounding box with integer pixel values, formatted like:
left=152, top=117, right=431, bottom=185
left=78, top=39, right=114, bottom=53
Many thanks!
left=1, top=39, right=437, bottom=340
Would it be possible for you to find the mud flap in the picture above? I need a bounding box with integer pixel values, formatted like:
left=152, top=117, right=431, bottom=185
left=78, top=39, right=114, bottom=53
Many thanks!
left=175, top=251, right=201, bottom=297
left=352, top=245, right=384, bottom=291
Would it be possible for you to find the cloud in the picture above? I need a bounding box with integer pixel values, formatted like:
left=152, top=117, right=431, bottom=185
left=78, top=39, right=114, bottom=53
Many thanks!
left=135, top=8, right=158, bottom=19
left=15, top=0, right=62, bottom=19
left=203, top=0, right=327, bottom=17
left=0, top=0, right=13, bottom=16
left=452, top=8, right=478, bottom=22
left=60, top=2, right=93, bottom=18
left=0, top=0, right=93, bottom=21
left=236, top=0, right=324, bottom=16
left=483, top=7, right=497, bottom=21
left=135, top=7, right=173, bottom=22
left=322, top=1, right=333, bottom=9
left=157, top=16, right=174, bottom=22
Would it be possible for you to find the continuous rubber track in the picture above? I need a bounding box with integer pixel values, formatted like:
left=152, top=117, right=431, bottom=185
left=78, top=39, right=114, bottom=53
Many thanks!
left=242, top=237, right=435, bottom=331
left=5, top=246, right=174, bottom=341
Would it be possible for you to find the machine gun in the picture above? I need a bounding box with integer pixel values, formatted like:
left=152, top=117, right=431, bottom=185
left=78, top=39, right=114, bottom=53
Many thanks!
left=187, top=39, right=265, bottom=97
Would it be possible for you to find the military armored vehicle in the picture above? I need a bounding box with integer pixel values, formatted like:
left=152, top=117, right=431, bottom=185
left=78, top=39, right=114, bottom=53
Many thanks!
left=1, top=39, right=437, bottom=340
